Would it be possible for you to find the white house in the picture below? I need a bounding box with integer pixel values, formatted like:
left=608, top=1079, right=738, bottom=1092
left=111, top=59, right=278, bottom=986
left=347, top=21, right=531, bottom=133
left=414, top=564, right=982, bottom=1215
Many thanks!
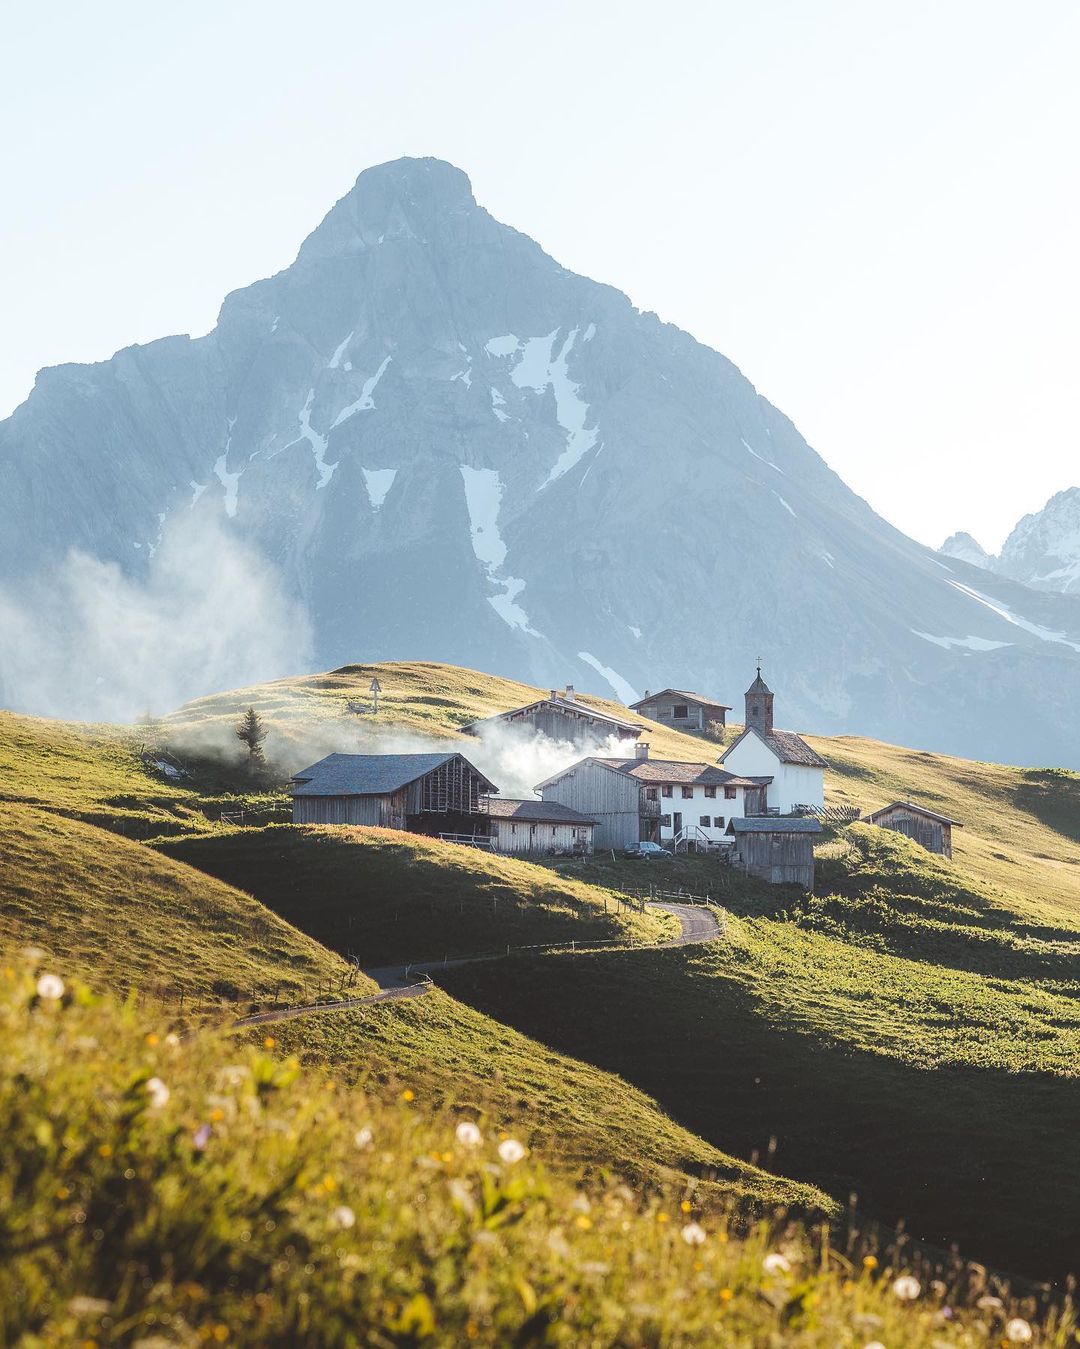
left=536, top=745, right=771, bottom=851
left=718, top=669, right=826, bottom=814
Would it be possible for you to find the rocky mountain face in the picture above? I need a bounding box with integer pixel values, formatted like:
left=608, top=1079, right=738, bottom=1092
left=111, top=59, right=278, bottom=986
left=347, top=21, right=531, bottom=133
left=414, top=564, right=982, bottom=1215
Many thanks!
left=4, top=156, right=1080, bottom=766
left=940, top=490, right=1080, bottom=599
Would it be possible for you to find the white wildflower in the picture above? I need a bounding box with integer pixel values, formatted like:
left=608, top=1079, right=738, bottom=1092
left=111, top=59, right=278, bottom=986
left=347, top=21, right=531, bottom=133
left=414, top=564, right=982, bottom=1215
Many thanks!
left=892, top=1275, right=921, bottom=1301
left=68, top=1295, right=113, bottom=1316
left=145, top=1077, right=170, bottom=1109
left=1005, top=1319, right=1033, bottom=1344
left=977, top=1296, right=1004, bottom=1310
left=680, top=1221, right=707, bottom=1246
left=354, top=1126, right=373, bottom=1149
left=763, top=1252, right=791, bottom=1275
left=570, top=1193, right=591, bottom=1214
left=455, top=1120, right=482, bottom=1148
left=164, top=1033, right=181, bottom=1048
left=36, top=973, right=65, bottom=1001
left=864, top=1342, right=887, bottom=1349
left=22, top=946, right=47, bottom=964
left=498, top=1138, right=526, bottom=1164
left=331, top=1205, right=356, bottom=1229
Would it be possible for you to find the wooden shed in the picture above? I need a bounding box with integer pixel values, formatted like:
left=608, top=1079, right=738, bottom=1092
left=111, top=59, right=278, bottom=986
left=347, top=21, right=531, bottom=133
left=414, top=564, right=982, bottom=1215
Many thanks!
left=463, top=686, right=643, bottom=748
left=630, top=688, right=732, bottom=733
left=727, top=816, right=821, bottom=888
left=482, top=797, right=596, bottom=856
left=863, top=802, right=962, bottom=859
left=289, top=752, right=498, bottom=837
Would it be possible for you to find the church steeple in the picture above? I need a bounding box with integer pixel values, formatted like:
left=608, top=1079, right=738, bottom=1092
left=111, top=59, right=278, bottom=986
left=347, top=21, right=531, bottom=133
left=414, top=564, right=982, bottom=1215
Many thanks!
left=745, top=664, right=774, bottom=736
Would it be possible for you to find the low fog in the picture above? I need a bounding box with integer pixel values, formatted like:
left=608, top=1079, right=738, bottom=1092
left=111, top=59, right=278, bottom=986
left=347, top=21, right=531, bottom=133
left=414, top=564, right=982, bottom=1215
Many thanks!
left=0, top=515, right=311, bottom=722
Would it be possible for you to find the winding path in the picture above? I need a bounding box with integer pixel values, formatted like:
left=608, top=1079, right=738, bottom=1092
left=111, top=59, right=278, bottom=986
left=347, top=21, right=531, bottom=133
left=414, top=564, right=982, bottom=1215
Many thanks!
left=234, top=901, right=722, bottom=1030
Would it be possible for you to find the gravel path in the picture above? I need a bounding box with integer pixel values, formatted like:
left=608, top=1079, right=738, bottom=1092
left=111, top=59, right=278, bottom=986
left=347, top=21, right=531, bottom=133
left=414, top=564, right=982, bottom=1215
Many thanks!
left=233, top=900, right=721, bottom=1029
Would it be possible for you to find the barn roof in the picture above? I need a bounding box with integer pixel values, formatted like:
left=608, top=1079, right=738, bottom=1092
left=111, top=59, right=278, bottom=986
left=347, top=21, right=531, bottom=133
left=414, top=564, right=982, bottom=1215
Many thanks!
left=726, top=817, right=823, bottom=834
left=535, top=756, right=770, bottom=790
left=289, top=752, right=497, bottom=797
left=630, top=689, right=732, bottom=713
left=864, top=801, right=963, bottom=828
left=462, top=696, right=642, bottom=736
left=720, top=726, right=828, bottom=769
left=483, top=797, right=598, bottom=825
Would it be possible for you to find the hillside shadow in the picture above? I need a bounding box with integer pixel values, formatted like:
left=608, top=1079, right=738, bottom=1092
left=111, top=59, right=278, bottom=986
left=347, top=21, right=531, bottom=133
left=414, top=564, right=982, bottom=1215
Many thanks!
left=437, top=946, right=1080, bottom=1284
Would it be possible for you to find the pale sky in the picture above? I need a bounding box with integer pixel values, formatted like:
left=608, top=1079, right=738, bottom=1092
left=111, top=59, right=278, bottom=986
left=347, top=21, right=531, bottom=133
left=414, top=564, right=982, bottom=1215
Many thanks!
left=2, top=0, right=1077, bottom=552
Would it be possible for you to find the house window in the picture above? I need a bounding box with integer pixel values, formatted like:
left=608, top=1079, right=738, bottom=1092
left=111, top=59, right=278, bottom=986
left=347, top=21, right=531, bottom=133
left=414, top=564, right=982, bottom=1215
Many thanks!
left=715, top=815, right=725, bottom=829
left=681, top=786, right=694, bottom=799
left=673, top=703, right=689, bottom=719
left=662, top=785, right=673, bottom=798
left=646, top=787, right=659, bottom=801
left=724, top=786, right=737, bottom=799
left=704, top=786, right=716, bottom=799
left=660, top=814, right=671, bottom=827
left=699, top=815, right=711, bottom=827
left=511, top=824, right=517, bottom=834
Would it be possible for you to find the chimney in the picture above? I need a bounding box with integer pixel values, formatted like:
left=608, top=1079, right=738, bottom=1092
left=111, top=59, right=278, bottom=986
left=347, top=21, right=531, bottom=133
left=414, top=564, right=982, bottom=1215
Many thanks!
left=635, top=742, right=649, bottom=760
left=549, top=689, right=558, bottom=700
left=564, top=684, right=576, bottom=702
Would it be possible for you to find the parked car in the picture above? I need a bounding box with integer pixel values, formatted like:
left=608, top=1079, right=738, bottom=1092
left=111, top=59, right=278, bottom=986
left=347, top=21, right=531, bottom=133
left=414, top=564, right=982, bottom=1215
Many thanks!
left=624, top=841, right=673, bottom=859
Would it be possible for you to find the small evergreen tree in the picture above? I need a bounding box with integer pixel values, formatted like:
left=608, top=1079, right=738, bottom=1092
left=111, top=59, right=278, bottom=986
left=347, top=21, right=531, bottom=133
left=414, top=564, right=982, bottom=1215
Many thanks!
left=235, top=707, right=268, bottom=773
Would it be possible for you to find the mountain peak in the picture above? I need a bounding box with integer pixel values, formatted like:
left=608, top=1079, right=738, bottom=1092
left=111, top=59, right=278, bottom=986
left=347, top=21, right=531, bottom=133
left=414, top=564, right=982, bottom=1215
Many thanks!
left=297, top=157, right=477, bottom=263
left=939, top=531, right=992, bottom=569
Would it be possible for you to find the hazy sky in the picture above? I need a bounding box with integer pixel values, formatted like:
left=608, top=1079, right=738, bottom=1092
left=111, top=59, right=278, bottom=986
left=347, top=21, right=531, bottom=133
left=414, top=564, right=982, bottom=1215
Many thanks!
left=2, top=0, right=1076, bottom=551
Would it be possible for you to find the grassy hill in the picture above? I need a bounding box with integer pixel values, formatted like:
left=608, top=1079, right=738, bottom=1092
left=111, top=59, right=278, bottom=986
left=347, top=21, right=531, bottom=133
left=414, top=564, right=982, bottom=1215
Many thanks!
left=0, top=804, right=368, bottom=1012
left=436, top=823, right=1080, bottom=1281
left=157, top=825, right=673, bottom=967
left=8, top=962, right=1070, bottom=1349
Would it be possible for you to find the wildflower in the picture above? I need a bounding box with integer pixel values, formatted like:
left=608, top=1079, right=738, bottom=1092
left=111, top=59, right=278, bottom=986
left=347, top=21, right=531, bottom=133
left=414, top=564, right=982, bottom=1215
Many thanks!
left=680, top=1199, right=693, bottom=1214
left=264, top=1036, right=276, bottom=1048
left=1005, top=1319, right=1033, bottom=1343
left=192, top=1124, right=212, bottom=1151
left=892, top=1275, right=921, bottom=1301
left=455, top=1120, right=482, bottom=1148
left=862, top=1254, right=879, bottom=1271
left=719, top=1288, right=733, bottom=1303
left=977, top=1296, right=1004, bottom=1310
left=864, top=1342, right=887, bottom=1349
left=681, top=1222, right=707, bottom=1246
left=165, top=1033, right=181, bottom=1048
left=332, top=1205, right=356, bottom=1229
left=401, top=1088, right=415, bottom=1102
left=68, top=1295, right=113, bottom=1317
left=498, top=1138, right=526, bottom=1164
left=763, top=1253, right=792, bottom=1276
left=98, top=1144, right=113, bottom=1158
left=145, top=1033, right=160, bottom=1046
left=656, top=1212, right=669, bottom=1224
left=145, top=1077, right=170, bottom=1109
left=22, top=946, right=46, bottom=963
left=36, top=973, right=65, bottom=1001
left=575, top=1214, right=592, bottom=1230
left=570, top=1194, right=591, bottom=1214
left=354, top=1126, right=374, bottom=1149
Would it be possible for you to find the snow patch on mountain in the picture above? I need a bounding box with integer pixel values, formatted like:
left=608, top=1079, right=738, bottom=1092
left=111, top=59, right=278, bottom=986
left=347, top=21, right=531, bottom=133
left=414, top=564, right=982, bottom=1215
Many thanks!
left=489, top=387, right=510, bottom=423
left=214, top=423, right=242, bottom=516
left=298, top=390, right=335, bottom=490
left=362, top=468, right=396, bottom=510
left=328, top=330, right=354, bottom=369
left=741, top=437, right=783, bottom=474
left=775, top=493, right=797, bottom=518
left=577, top=651, right=640, bottom=705
left=948, top=579, right=1080, bottom=652
left=459, top=465, right=538, bottom=634
left=912, top=630, right=1011, bottom=652
left=331, top=356, right=392, bottom=428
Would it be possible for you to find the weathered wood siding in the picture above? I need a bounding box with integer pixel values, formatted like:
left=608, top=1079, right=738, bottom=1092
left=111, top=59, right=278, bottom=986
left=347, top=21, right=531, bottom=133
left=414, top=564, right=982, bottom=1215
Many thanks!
left=540, top=761, right=640, bottom=850
left=635, top=696, right=725, bottom=731
left=491, top=819, right=594, bottom=856
left=498, top=704, right=638, bottom=747
left=293, top=795, right=388, bottom=826
left=735, top=833, right=815, bottom=888
left=871, top=807, right=953, bottom=858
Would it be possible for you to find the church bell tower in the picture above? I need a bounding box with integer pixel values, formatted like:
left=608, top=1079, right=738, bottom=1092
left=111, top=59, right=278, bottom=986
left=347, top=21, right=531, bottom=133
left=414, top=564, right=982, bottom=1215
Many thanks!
left=744, top=665, right=774, bottom=736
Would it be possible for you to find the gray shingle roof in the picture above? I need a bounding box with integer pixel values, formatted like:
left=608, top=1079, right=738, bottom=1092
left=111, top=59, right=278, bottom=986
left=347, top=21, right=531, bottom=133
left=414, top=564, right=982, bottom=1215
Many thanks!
left=290, top=752, right=495, bottom=797
left=630, top=689, right=732, bottom=713
left=591, top=758, right=768, bottom=788
left=727, top=817, right=823, bottom=834
left=483, top=797, right=597, bottom=825
left=721, top=727, right=828, bottom=769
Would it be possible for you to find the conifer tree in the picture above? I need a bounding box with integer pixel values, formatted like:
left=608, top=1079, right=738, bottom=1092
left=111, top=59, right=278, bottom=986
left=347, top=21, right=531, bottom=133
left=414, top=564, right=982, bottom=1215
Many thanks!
left=235, top=707, right=268, bottom=772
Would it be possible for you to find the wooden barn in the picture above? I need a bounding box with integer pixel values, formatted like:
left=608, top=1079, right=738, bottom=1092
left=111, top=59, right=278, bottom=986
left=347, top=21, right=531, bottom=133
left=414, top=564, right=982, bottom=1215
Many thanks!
left=482, top=797, right=596, bottom=856
left=630, top=688, right=731, bottom=733
left=463, top=685, right=642, bottom=748
left=863, top=801, right=962, bottom=859
left=289, top=752, right=498, bottom=837
left=726, top=816, right=821, bottom=888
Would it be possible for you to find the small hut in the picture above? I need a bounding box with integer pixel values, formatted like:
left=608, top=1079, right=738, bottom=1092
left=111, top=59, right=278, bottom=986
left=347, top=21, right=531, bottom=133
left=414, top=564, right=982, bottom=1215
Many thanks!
left=863, top=802, right=962, bottom=859
left=482, top=798, right=596, bottom=856
left=630, top=688, right=732, bottom=732
left=289, top=752, right=498, bottom=837
left=726, top=816, right=821, bottom=888
left=463, top=686, right=643, bottom=748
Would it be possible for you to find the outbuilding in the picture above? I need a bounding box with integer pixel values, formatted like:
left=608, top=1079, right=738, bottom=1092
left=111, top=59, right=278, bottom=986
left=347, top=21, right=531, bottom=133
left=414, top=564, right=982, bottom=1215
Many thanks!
left=289, top=752, right=498, bottom=837
left=630, top=688, right=732, bottom=733
left=482, top=797, right=596, bottom=856
left=463, top=685, right=643, bottom=748
left=862, top=801, right=962, bottom=859
left=726, top=816, right=821, bottom=888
